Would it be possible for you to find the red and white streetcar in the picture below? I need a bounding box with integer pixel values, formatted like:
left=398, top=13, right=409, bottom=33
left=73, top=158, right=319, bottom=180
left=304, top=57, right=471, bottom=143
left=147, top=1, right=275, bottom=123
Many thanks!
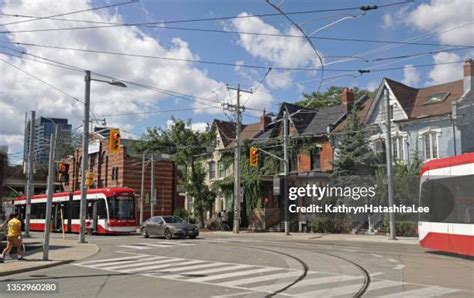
left=419, top=153, right=474, bottom=256
left=14, top=187, right=137, bottom=234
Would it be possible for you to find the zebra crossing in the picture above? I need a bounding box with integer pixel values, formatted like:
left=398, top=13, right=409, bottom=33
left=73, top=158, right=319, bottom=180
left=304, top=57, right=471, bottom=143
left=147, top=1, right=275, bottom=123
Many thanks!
left=74, top=253, right=464, bottom=297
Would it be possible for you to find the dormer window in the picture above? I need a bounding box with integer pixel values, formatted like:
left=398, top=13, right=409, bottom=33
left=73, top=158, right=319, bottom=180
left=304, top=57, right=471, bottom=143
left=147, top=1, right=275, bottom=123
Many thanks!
left=424, top=92, right=449, bottom=105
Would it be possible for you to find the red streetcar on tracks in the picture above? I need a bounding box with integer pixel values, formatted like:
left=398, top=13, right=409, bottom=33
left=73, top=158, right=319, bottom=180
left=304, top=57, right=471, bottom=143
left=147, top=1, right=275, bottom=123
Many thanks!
left=14, top=187, right=137, bottom=234
left=419, top=153, right=474, bottom=256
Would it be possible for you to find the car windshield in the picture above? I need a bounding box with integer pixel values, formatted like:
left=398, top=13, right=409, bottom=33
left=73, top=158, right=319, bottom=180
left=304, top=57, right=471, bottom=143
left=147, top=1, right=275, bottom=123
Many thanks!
left=162, top=216, right=184, bottom=223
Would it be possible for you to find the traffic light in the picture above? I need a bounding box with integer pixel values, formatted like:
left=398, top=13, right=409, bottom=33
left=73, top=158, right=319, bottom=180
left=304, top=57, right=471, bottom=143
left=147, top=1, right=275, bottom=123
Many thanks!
left=109, top=128, right=121, bottom=153
left=57, top=163, right=70, bottom=184
left=249, top=146, right=259, bottom=167
left=85, top=171, right=94, bottom=188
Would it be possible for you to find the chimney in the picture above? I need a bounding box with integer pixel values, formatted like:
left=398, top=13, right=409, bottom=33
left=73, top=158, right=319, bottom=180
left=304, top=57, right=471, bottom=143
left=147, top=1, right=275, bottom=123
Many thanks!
left=464, top=59, right=473, bottom=94
left=341, top=88, right=354, bottom=113
left=260, top=109, right=271, bottom=130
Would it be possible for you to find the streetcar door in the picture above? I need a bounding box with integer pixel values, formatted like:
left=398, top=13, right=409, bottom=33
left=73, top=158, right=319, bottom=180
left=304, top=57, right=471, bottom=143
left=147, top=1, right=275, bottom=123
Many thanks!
left=67, top=193, right=73, bottom=232
left=92, top=200, right=98, bottom=233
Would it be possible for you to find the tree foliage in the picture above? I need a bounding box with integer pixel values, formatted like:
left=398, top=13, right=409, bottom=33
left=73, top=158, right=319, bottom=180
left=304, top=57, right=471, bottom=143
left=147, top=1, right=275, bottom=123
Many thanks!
left=136, top=118, right=216, bottom=228
left=295, top=86, right=374, bottom=109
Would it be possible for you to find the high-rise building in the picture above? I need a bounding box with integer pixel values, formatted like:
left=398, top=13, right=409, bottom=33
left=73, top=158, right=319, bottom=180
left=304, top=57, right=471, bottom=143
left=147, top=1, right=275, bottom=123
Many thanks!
left=24, top=117, right=72, bottom=166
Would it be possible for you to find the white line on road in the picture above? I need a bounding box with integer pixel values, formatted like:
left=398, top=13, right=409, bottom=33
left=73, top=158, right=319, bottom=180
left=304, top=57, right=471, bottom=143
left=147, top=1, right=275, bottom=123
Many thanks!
left=370, top=253, right=383, bottom=258
left=90, top=256, right=167, bottom=268
left=393, top=264, right=405, bottom=270
left=378, top=286, right=460, bottom=297
left=77, top=254, right=145, bottom=265
left=118, top=245, right=152, bottom=250
left=217, top=270, right=302, bottom=287
left=290, top=280, right=402, bottom=297
left=186, top=267, right=279, bottom=283
left=123, top=259, right=204, bottom=273
left=387, top=258, right=399, bottom=263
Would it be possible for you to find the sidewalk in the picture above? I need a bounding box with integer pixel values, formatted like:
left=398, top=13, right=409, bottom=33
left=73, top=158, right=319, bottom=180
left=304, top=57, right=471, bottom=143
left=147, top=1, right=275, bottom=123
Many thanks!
left=200, top=231, right=418, bottom=245
left=0, top=236, right=99, bottom=277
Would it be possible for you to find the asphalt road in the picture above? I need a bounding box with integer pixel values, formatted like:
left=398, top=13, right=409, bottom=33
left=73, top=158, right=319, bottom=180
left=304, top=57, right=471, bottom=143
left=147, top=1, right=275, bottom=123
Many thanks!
left=0, top=233, right=472, bottom=298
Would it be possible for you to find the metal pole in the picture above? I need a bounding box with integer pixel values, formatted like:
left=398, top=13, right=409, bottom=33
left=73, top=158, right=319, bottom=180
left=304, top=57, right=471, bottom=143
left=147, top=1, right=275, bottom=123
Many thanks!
left=79, top=70, right=91, bottom=243
left=283, top=110, right=290, bottom=235
left=150, top=153, right=155, bottom=217
left=233, top=84, right=242, bottom=233
left=452, top=101, right=457, bottom=156
left=384, top=87, right=396, bottom=240
left=25, top=110, right=35, bottom=238
left=43, top=125, right=58, bottom=260
left=140, top=151, right=146, bottom=225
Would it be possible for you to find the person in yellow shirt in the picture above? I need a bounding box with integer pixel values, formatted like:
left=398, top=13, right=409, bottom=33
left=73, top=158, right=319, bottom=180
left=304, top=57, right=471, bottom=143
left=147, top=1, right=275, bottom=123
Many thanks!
left=0, top=213, right=23, bottom=262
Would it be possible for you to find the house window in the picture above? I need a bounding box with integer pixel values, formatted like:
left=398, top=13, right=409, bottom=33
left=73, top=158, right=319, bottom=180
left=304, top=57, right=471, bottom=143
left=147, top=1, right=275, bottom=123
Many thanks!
left=218, top=161, right=226, bottom=178
left=310, top=148, right=321, bottom=171
left=423, top=132, right=439, bottom=160
left=392, top=136, right=404, bottom=162
left=373, top=138, right=386, bottom=162
left=208, top=161, right=216, bottom=180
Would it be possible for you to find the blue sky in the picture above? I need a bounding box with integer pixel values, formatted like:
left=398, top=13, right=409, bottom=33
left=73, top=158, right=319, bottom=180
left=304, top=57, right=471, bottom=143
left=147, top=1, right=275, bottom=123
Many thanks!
left=0, top=0, right=473, bottom=163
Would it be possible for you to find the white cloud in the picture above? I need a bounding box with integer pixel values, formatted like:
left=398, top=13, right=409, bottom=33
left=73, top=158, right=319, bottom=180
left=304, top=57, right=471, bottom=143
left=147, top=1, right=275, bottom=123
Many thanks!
left=405, top=0, right=474, bottom=45
left=428, top=52, right=463, bottom=85
left=265, top=70, right=292, bottom=90
left=0, top=0, right=275, bottom=154
left=402, top=65, right=421, bottom=86
left=366, top=80, right=379, bottom=92
left=230, top=12, right=319, bottom=68
left=190, top=122, right=208, bottom=132
left=382, top=14, right=394, bottom=29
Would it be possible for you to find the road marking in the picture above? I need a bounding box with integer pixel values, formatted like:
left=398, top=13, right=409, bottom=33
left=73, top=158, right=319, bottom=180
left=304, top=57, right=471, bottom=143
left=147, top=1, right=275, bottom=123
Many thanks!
left=77, top=254, right=145, bottom=265
left=140, top=242, right=195, bottom=247
left=217, top=270, right=302, bottom=287
left=90, top=256, right=167, bottom=268
left=160, top=262, right=228, bottom=273
left=387, top=258, right=398, bottom=263
left=289, top=280, right=402, bottom=297
left=120, top=259, right=203, bottom=273
left=118, top=245, right=152, bottom=250
left=370, top=253, right=383, bottom=258
left=185, top=267, right=279, bottom=283
left=378, top=286, right=460, bottom=297
left=250, top=274, right=364, bottom=293
left=165, top=264, right=255, bottom=278
left=393, top=264, right=405, bottom=270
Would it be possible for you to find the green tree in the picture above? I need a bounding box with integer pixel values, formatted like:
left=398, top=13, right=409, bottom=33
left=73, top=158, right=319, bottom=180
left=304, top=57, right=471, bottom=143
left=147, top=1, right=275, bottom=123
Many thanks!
left=136, top=118, right=216, bottom=228
left=296, top=86, right=374, bottom=109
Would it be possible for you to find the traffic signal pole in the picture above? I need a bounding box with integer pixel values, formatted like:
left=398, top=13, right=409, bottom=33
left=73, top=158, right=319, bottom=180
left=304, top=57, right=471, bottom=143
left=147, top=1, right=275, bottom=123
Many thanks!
left=150, top=153, right=155, bottom=217
left=384, top=87, right=397, bottom=240
left=24, top=110, right=35, bottom=238
left=79, top=70, right=91, bottom=244
left=43, top=125, right=58, bottom=260
left=283, top=110, right=290, bottom=235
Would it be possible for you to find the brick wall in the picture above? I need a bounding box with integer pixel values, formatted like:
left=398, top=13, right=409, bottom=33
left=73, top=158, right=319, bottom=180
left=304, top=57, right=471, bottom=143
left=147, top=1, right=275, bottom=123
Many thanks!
left=62, top=137, right=177, bottom=220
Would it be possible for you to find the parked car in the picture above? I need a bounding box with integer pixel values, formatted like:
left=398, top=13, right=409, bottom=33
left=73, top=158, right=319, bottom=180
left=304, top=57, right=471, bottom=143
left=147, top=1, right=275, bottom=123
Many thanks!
left=141, top=216, right=199, bottom=239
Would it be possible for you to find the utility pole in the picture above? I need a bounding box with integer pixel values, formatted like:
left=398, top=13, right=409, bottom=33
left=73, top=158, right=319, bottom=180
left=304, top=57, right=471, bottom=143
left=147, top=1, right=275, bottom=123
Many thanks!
left=150, top=153, right=155, bottom=217
left=24, top=110, right=35, bottom=238
left=283, top=109, right=290, bottom=235
left=140, top=151, right=147, bottom=225
left=451, top=101, right=457, bottom=156
left=225, top=84, right=252, bottom=234
left=43, top=125, right=58, bottom=260
left=79, top=70, right=91, bottom=243
left=384, top=87, right=396, bottom=240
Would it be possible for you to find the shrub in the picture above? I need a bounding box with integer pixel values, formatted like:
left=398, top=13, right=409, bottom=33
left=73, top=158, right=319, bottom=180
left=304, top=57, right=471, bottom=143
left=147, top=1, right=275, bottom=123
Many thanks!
left=310, top=217, right=351, bottom=233
left=396, top=221, right=418, bottom=237
left=173, top=208, right=189, bottom=219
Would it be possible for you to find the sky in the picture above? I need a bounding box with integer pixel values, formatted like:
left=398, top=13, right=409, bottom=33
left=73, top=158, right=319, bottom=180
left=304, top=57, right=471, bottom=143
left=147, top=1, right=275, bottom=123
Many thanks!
left=0, top=0, right=473, bottom=164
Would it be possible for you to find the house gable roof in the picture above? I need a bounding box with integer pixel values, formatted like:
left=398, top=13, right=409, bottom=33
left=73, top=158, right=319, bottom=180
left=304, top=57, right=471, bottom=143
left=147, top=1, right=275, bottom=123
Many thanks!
left=212, top=119, right=238, bottom=147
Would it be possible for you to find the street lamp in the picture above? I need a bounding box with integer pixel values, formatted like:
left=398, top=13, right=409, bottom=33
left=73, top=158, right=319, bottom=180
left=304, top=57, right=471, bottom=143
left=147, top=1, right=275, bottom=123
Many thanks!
left=79, top=70, right=127, bottom=243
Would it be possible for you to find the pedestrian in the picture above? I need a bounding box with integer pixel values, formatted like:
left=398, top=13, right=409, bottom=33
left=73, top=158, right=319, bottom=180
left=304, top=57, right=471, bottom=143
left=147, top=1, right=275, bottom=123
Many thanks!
left=221, top=210, right=229, bottom=230
left=0, top=213, right=24, bottom=262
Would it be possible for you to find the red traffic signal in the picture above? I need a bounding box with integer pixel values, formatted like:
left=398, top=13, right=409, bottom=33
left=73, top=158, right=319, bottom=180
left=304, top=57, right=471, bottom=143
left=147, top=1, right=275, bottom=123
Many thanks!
left=109, top=128, right=121, bottom=153
left=249, top=146, right=259, bottom=167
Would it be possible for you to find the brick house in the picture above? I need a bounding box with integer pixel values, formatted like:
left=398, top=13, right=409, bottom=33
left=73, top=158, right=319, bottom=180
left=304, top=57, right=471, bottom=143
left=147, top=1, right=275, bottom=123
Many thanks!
left=61, top=128, right=180, bottom=222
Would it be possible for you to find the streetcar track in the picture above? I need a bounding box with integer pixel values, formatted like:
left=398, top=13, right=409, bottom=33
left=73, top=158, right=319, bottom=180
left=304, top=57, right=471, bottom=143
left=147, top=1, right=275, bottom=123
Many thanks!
left=226, top=242, right=371, bottom=298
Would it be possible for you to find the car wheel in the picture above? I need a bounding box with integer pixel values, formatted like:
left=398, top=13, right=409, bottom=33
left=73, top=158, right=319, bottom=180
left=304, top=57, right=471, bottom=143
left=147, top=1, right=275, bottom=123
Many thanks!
left=143, top=229, right=149, bottom=238
left=189, top=235, right=197, bottom=239
left=164, top=228, right=172, bottom=240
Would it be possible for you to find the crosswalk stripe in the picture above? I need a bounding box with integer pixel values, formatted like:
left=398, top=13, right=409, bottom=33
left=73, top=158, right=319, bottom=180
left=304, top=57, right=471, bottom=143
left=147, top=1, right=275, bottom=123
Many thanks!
left=378, top=286, right=460, bottom=297
left=217, top=270, right=302, bottom=287
left=160, top=262, right=228, bottom=273
left=78, top=255, right=144, bottom=265
left=250, top=274, right=363, bottom=293
left=90, top=256, right=167, bottom=268
left=292, top=280, right=402, bottom=297
left=100, top=257, right=174, bottom=270
left=119, top=245, right=151, bottom=250
left=187, top=267, right=280, bottom=283
left=106, top=258, right=184, bottom=271
left=139, top=242, right=194, bottom=247
left=165, top=264, right=256, bottom=279
left=122, top=259, right=204, bottom=273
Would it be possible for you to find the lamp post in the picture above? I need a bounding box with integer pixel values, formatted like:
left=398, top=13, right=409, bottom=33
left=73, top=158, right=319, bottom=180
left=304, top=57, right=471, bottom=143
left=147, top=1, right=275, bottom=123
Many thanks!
left=79, top=70, right=126, bottom=243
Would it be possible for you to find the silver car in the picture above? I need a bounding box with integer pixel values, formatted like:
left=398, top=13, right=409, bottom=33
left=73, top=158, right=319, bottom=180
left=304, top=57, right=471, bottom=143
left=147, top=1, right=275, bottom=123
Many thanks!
left=141, top=216, right=199, bottom=240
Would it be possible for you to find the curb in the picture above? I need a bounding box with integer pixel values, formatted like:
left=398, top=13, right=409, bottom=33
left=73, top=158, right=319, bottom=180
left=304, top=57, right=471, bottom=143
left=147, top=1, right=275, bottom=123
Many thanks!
left=0, top=260, right=73, bottom=277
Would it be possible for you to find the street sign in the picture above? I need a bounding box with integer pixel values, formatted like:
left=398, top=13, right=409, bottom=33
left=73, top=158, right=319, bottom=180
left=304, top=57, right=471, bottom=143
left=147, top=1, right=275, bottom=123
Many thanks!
left=273, top=176, right=280, bottom=195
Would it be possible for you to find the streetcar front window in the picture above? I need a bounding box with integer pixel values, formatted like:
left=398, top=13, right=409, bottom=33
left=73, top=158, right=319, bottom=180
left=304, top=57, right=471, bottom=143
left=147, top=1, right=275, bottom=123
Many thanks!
left=107, top=196, right=135, bottom=220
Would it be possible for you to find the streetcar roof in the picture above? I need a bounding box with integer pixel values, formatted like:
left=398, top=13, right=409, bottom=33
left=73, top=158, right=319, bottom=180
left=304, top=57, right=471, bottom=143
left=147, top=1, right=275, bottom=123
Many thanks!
left=14, top=187, right=135, bottom=201
left=420, top=153, right=474, bottom=176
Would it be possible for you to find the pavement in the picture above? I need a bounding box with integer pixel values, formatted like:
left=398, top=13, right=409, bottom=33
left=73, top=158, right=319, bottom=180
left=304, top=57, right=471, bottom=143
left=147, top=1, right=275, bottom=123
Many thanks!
left=0, top=234, right=99, bottom=277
